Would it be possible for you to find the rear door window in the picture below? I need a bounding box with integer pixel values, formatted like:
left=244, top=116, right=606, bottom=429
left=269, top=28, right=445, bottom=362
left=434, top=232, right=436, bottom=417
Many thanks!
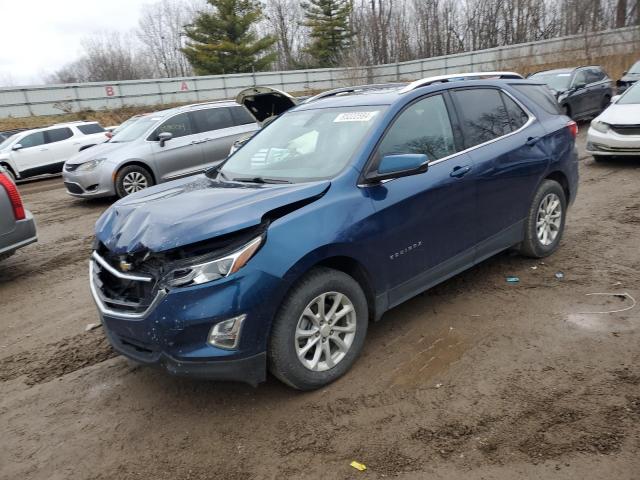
left=19, top=131, right=46, bottom=148
left=376, top=94, right=456, bottom=163
left=77, top=123, right=106, bottom=134
left=230, top=106, right=256, bottom=126
left=451, top=88, right=511, bottom=148
left=46, top=127, right=73, bottom=143
left=150, top=113, right=194, bottom=140
left=191, top=107, right=234, bottom=133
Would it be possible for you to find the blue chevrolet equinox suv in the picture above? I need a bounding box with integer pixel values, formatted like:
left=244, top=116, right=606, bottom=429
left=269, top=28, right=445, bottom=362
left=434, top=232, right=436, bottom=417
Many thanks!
left=90, top=73, right=579, bottom=390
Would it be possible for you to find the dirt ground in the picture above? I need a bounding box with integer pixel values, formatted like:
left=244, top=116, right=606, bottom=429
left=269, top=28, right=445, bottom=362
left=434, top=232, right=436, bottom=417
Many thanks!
left=1, top=127, right=639, bottom=480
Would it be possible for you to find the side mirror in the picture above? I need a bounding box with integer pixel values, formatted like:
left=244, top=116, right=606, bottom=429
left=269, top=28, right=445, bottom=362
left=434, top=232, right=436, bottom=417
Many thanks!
left=158, top=131, right=173, bottom=147
left=623, top=70, right=628, bottom=75
left=611, top=95, right=620, bottom=104
left=365, top=153, right=429, bottom=183
left=12, top=143, right=22, bottom=151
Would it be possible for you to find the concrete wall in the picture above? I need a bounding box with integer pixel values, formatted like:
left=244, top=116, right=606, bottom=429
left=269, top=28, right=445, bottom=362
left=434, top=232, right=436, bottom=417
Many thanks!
left=1, top=26, right=638, bottom=119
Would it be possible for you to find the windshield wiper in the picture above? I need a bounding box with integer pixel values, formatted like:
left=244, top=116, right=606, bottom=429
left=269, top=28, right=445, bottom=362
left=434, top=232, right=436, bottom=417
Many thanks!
left=232, top=176, right=291, bottom=184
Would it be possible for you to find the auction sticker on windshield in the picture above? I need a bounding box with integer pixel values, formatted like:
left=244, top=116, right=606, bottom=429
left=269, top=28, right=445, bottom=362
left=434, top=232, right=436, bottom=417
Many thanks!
left=334, top=111, right=379, bottom=122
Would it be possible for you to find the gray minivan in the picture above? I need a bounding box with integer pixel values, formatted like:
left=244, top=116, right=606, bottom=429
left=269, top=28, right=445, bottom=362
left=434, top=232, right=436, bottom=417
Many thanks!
left=62, top=101, right=259, bottom=198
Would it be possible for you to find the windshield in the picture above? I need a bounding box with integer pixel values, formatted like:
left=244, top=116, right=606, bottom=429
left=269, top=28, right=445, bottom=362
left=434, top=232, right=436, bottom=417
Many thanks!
left=219, top=106, right=387, bottom=182
left=629, top=61, right=640, bottom=74
left=0, top=133, right=17, bottom=150
left=618, top=82, right=640, bottom=104
left=110, top=116, right=158, bottom=143
left=530, top=72, right=572, bottom=91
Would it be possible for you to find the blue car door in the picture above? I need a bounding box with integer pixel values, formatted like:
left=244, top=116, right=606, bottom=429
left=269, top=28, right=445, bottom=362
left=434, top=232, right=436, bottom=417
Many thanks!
left=363, top=93, right=478, bottom=308
left=450, top=87, right=550, bottom=261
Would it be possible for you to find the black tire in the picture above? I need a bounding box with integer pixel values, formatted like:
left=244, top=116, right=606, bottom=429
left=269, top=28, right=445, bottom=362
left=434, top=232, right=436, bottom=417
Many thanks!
left=601, top=95, right=611, bottom=112
left=115, top=164, right=154, bottom=198
left=3, top=167, right=16, bottom=183
left=268, top=267, right=368, bottom=390
left=563, top=104, right=571, bottom=118
left=518, top=179, right=567, bottom=258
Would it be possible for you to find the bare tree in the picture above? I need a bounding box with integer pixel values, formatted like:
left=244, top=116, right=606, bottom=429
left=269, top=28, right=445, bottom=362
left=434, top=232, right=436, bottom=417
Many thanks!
left=263, top=0, right=304, bottom=70
left=137, top=0, right=198, bottom=77
left=48, top=31, right=154, bottom=83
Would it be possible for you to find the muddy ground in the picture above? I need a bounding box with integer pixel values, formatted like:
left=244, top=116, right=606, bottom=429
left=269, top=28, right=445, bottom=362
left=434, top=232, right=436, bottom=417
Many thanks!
left=1, top=128, right=639, bottom=479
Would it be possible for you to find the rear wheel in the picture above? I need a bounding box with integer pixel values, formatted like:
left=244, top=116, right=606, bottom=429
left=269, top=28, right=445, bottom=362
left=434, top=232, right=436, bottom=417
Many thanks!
left=563, top=104, right=571, bottom=118
left=268, top=267, right=368, bottom=390
left=601, top=95, right=611, bottom=112
left=519, top=180, right=567, bottom=258
left=115, top=165, right=154, bottom=198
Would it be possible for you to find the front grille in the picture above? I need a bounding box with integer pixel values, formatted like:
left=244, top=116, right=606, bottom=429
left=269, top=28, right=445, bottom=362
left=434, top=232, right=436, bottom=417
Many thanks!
left=65, top=163, right=80, bottom=172
left=92, top=251, right=161, bottom=315
left=610, top=125, right=640, bottom=136
left=64, top=182, right=84, bottom=194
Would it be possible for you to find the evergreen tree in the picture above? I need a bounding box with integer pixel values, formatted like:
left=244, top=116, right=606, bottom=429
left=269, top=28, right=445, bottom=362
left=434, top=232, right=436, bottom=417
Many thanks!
left=302, top=0, right=353, bottom=67
left=182, top=0, right=276, bottom=75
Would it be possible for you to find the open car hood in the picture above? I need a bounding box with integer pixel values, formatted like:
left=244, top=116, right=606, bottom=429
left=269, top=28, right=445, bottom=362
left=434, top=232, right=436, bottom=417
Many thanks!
left=95, top=175, right=330, bottom=254
left=235, top=87, right=298, bottom=123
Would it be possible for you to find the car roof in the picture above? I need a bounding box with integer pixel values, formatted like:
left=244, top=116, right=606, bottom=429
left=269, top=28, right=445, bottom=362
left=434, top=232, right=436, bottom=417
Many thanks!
left=294, top=72, right=527, bottom=111
left=152, top=100, right=240, bottom=118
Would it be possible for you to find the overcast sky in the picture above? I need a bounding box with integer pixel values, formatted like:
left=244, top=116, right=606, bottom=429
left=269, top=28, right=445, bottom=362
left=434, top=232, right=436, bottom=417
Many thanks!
left=0, top=0, right=152, bottom=86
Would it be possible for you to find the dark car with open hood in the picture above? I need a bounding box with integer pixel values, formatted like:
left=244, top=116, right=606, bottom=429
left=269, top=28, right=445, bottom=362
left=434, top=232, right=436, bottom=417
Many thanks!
left=90, top=72, right=579, bottom=390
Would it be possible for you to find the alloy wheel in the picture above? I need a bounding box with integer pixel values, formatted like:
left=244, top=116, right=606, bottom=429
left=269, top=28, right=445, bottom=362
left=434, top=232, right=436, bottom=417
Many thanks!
left=536, top=192, right=562, bottom=246
left=122, top=171, right=148, bottom=194
left=294, top=292, right=357, bottom=372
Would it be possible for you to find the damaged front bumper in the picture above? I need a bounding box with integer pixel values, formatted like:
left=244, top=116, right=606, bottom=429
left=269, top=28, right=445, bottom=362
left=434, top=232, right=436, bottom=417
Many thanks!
left=89, top=251, right=279, bottom=386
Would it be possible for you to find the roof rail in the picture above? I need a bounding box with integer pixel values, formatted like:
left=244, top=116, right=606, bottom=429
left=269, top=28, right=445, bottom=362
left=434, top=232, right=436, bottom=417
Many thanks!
left=399, top=72, right=524, bottom=93
left=182, top=100, right=234, bottom=109
left=303, top=83, right=404, bottom=103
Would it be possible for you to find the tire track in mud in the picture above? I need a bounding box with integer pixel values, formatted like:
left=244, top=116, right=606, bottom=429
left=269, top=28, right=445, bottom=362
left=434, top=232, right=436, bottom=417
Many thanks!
left=0, top=328, right=116, bottom=385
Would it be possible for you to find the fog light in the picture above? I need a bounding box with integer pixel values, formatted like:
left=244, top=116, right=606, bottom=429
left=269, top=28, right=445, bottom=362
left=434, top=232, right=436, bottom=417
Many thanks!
left=208, top=315, right=246, bottom=350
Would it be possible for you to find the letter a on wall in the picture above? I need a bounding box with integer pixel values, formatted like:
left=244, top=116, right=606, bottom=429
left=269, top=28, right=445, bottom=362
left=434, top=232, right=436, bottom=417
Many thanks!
left=180, top=81, right=189, bottom=91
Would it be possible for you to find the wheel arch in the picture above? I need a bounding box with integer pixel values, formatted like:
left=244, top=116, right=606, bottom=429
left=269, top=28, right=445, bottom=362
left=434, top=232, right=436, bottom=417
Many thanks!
left=278, top=251, right=381, bottom=324
left=0, top=161, right=18, bottom=179
left=544, top=170, right=571, bottom=203
left=116, top=160, right=157, bottom=184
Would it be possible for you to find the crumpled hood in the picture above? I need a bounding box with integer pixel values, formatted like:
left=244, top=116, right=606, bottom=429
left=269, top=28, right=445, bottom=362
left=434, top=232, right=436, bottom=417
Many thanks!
left=598, top=104, right=640, bottom=125
left=65, top=141, right=131, bottom=165
left=95, top=175, right=330, bottom=254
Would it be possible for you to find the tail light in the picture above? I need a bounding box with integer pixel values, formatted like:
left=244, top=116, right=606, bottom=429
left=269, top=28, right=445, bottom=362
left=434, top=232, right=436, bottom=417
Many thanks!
left=0, top=172, right=26, bottom=220
left=567, top=120, right=578, bottom=138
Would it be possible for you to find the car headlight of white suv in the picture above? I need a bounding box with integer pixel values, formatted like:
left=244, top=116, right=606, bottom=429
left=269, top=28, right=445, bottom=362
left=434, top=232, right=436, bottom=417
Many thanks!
left=590, top=120, right=610, bottom=134
left=77, top=158, right=107, bottom=172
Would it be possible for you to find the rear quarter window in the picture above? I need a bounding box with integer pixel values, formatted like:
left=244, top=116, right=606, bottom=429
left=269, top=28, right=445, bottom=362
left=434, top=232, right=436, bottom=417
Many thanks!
left=451, top=88, right=512, bottom=148
left=511, top=84, right=562, bottom=115
left=77, top=123, right=106, bottom=134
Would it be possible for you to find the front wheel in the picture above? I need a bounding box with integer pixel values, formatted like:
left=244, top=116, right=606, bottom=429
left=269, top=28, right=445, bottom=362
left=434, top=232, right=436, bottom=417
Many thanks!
left=518, top=179, right=567, bottom=258
left=115, top=165, right=154, bottom=198
left=268, top=268, right=368, bottom=390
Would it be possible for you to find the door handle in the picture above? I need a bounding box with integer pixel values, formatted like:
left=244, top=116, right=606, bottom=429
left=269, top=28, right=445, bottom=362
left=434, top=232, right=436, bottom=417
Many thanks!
left=450, top=165, right=471, bottom=178
left=526, top=136, right=540, bottom=146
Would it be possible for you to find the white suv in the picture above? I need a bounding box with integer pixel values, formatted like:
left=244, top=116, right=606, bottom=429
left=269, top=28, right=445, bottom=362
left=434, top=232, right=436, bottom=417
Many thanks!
left=0, top=121, right=108, bottom=181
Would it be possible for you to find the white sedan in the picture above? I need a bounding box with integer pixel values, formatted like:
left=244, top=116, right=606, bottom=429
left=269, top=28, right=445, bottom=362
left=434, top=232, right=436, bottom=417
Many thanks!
left=587, top=82, right=640, bottom=160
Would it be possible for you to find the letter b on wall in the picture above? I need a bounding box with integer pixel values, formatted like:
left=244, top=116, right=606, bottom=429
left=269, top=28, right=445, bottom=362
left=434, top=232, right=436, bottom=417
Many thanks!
left=105, top=86, right=116, bottom=97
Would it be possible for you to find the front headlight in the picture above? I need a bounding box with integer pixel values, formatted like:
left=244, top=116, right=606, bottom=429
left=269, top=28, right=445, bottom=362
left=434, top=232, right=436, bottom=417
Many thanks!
left=77, top=158, right=107, bottom=171
left=163, top=236, right=263, bottom=287
left=590, top=120, right=610, bottom=134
